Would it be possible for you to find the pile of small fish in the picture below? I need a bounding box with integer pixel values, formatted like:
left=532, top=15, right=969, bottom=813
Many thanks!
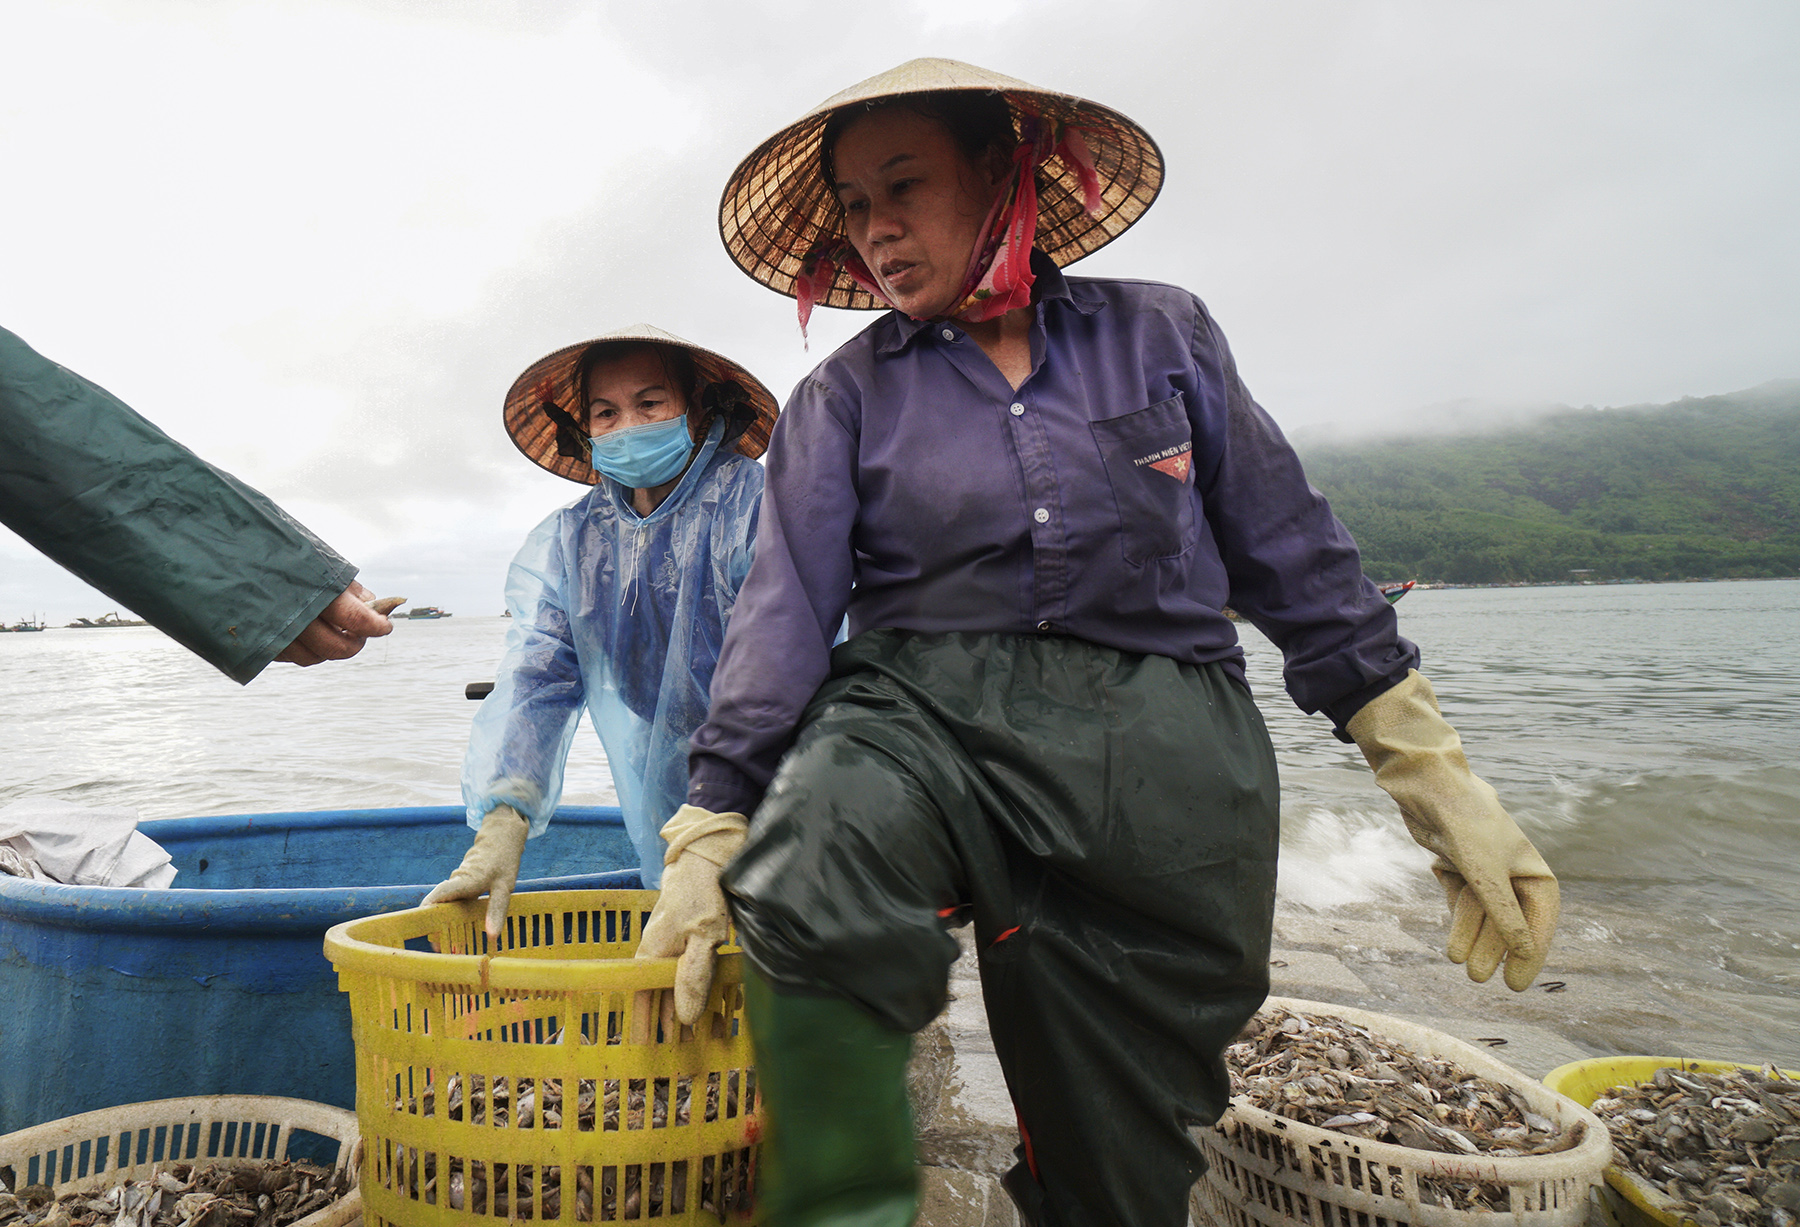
left=1590, top=1065, right=1800, bottom=1227
left=398, top=1067, right=727, bottom=1133
left=1229, top=1007, right=1578, bottom=1157
left=1226, top=1007, right=1581, bottom=1211
left=0, top=1161, right=349, bottom=1227
left=389, top=1069, right=749, bottom=1220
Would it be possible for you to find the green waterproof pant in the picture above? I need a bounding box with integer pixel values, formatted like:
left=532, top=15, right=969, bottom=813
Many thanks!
left=721, top=630, right=1281, bottom=1227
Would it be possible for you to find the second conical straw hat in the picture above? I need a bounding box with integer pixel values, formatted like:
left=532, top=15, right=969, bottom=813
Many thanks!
left=719, top=58, right=1164, bottom=311
left=502, top=324, right=780, bottom=485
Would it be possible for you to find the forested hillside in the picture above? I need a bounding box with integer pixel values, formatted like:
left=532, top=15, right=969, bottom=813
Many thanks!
left=1298, top=383, right=1800, bottom=584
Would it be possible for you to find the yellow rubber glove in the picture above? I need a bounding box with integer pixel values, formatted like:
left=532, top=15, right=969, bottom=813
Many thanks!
left=635, top=805, right=748, bottom=1026
left=421, top=805, right=529, bottom=942
left=1347, top=670, right=1559, bottom=991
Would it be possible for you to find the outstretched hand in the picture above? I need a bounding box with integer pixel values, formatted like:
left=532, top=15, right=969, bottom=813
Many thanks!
left=276, top=581, right=400, bottom=666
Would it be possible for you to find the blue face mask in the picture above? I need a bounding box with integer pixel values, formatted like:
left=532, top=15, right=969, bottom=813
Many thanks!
left=589, top=416, right=694, bottom=489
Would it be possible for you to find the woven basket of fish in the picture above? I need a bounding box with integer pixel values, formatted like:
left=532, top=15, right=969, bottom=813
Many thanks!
left=324, top=889, right=757, bottom=1226
left=0, top=1095, right=360, bottom=1227
left=1544, top=1056, right=1800, bottom=1227
left=1193, top=997, right=1611, bottom=1227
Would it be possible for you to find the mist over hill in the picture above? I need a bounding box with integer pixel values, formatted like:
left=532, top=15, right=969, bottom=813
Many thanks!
left=1298, top=382, right=1800, bottom=584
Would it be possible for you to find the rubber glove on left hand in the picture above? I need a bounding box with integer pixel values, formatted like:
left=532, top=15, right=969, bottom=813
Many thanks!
left=422, top=805, right=529, bottom=942
left=636, top=805, right=748, bottom=1026
left=1348, top=670, right=1559, bottom=991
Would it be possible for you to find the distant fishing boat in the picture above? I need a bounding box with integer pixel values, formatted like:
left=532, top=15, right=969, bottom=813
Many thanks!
left=66, top=611, right=148, bottom=629
left=0, top=617, right=47, bottom=633
left=402, top=606, right=452, bottom=619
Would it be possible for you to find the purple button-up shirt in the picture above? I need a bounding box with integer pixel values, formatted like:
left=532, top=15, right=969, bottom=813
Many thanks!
left=689, top=256, right=1417, bottom=816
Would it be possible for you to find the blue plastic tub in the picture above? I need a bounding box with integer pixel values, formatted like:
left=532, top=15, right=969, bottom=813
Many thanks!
left=0, top=805, right=641, bottom=1134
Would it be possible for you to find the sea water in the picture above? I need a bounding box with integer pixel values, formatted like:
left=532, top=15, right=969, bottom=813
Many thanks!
left=2, top=580, right=1795, bottom=1064
left=1255, top=579, right=1800, bottom=1066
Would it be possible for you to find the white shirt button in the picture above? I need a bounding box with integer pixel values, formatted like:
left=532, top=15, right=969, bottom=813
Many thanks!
left=1009, top=402, right=1025, bottom=416
left=940, top=328, right=956, bottom=341
left=1037, top=620, right=1052, bottom=631
left=1033, top=507, right=1049, bottom=524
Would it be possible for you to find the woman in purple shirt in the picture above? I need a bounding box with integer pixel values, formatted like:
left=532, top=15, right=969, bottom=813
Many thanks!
left=637, top=59, right=1560, bottom=1227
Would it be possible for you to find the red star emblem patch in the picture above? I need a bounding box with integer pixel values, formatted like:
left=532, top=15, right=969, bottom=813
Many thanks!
left=1147, top=451, right=1192, bottom=481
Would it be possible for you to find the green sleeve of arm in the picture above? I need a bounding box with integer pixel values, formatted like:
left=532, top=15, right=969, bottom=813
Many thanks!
left=0, top=326, right=358, bottom=684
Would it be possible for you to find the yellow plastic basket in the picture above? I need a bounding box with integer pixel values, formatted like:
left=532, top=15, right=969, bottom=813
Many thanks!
left=1542, top=1056, right=1800, bottom=1227
left=0, top=1095, right=361, bottom=1227
left=324, top=890, right=758, bottom=1226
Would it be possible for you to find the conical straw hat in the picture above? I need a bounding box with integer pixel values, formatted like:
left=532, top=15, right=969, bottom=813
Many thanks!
left=503, top=323, right=780, bottom=485
left=719, top=58, right=1164, bottom=310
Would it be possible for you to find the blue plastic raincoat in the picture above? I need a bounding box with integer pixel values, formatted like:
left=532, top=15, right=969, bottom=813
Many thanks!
left=462, top=421, right=763, bottom=885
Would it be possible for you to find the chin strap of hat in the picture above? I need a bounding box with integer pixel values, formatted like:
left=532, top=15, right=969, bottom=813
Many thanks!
left=536, top=378, right=590, bottom=459
left=701, top=380, right=756, bottom=450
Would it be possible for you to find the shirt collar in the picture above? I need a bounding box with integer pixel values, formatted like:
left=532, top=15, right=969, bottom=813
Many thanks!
left=874, top=250, right=1104, bottom=358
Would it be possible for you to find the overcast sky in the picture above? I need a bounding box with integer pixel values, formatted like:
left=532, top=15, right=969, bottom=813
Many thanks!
left=3, top=0, right=1796, bottom=622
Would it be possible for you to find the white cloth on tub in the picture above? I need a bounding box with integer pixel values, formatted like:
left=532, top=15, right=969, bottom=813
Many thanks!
left=0, top=796, right=177, bottom=887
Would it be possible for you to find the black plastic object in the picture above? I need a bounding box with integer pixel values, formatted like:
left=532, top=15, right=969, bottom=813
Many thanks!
left=465, top=680, right=495, bottom=700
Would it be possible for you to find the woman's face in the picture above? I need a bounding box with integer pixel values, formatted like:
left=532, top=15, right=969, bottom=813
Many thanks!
left=585, top=349, right=688, bottom=436
left=831, top=107, right=1008, bottom=318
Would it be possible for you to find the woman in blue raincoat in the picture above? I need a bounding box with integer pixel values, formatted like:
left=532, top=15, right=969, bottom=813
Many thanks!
left=426, top=326, right=778, bottom=930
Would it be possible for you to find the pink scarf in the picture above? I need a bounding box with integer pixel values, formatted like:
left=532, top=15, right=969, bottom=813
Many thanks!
left=795, top=106, right=1104, bottom=340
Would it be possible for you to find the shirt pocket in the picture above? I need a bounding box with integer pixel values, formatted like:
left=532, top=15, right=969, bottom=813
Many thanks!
left=1089, top=394, right=1198, bottom=566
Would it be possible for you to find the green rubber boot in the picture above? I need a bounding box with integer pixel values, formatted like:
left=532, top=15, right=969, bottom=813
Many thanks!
left=745, top=968, right=919, bottom=1227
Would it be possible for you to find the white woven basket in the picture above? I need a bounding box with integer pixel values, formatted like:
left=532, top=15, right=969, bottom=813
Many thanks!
left=1193, top=997, right=1612, bottom=1227
left=0, top=1095, right=361, bottom=1227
